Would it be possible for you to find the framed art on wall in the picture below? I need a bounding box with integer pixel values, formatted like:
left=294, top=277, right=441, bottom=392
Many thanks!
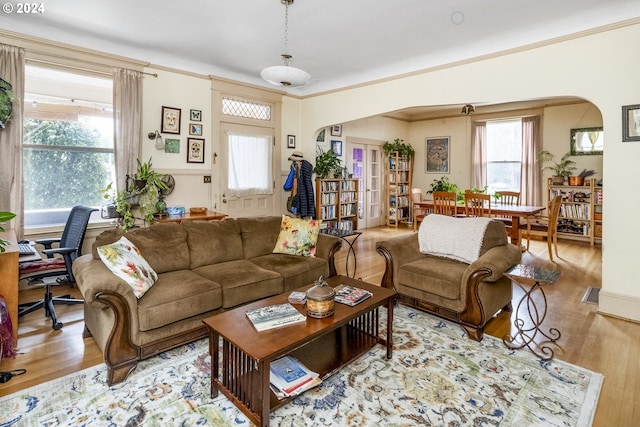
left=330, top=125, right=342, bottom=137
left=190, top=109, right=202, bottom=121
left=189, top=123, right=203, bottom=136
left=425, top=136, right=450, bottom=173
left=161, top=106, right=181, bottom=134
left=331, top=140, right=342, bottom=157
left=287, top=135, right=296, bottom=148
left=164, top=138, right=180, bottom=153
left=622, top=104, right=640, bottom=142
left=187, top=138, right=205, bottom=163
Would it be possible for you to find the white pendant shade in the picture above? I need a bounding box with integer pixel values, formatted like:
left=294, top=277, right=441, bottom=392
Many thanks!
left=260, top=64, right=311, bottom=87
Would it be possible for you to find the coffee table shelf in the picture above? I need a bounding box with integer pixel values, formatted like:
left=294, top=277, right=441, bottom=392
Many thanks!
left=203, top=275, right=396, bottom=427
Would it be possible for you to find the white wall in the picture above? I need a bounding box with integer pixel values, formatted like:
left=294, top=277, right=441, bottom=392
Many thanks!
left=298, top=22, right=640, bottom=321
left=141, top=67, right=215, bottom=210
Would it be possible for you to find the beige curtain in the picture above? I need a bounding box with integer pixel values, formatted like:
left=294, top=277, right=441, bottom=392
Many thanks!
left=471, top=121, right=486, bottom=189
left=0, top=43, right=25, bottom=237
left=113, top=68, right=142, bottom=191
left=521, top=116, right=541, bottom=205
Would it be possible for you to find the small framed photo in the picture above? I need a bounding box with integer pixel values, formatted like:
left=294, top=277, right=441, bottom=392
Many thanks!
left=190, top=109, right=202, bottom=121
left=331, top=140, right=342, bottom=157
left=425, top=136, right=450, bottom=173
left=622, top=104, right=640, bottom=142
left=287, top=135, right=296, bottom=149
left=164, top=138, right=180, bottom=153
left=189, top=123, right=203, bottom=136
left=330, top=124, right=342, bottom=137
left=187, top=138, right=205, bottom=163
left=161, top=106, right=181, bottom=134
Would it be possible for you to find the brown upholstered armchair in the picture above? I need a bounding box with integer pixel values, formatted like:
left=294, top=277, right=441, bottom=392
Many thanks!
left=376, top=217, right=521, bottom=341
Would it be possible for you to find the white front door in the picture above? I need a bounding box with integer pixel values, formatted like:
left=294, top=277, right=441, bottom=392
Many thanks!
left=220, top=123, right=278, bottom=217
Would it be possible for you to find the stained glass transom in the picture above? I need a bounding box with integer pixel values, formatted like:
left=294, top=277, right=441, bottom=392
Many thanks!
left=222, top=97, right=271, bottom=121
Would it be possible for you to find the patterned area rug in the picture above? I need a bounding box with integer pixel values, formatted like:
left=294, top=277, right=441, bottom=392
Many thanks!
left=0, top=305, right=602, bottom=426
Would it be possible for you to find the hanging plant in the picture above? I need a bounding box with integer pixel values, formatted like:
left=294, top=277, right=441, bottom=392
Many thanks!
left=0, top=78, right=14, bottom=129
left=382, top=138, right=414, bottom=158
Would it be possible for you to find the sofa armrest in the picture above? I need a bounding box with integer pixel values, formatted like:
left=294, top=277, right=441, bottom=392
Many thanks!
left=464, top=244, right=522, bottom=284
left=376, top=233, right=423, bottom=290
left=316, top=233, right=342, bottom=277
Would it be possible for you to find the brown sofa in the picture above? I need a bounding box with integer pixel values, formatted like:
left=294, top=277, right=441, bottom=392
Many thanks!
left=73, top=216, right=341, bottom=385
left=376, top=219, right=521, bottom=341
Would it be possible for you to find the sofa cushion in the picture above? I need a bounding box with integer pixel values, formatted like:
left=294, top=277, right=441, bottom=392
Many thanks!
left=97, top=236, right=158, bottom=299
left=194, top=260, right=283, bottom=308
left=137, top=270, right=222, bottom=331
left=398, top=256, right=469, bottom=300
left=418, top=215, right=507, bottom=263
left=182, top=219, right=244, bottom=268
left=92, top=223, right=191, bottom=274
left=272, top=215, right=321, bottom=257
left=237, top=216, right=283, bottom=259
left=250, top=253, right=328, bottom=292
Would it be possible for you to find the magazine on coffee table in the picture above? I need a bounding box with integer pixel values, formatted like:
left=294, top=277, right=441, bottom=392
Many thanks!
left=245, top=303, right=306, bottom=332
left=270, top=355, right=321, bottom=399
left=334, top=284, right=373, bottom=306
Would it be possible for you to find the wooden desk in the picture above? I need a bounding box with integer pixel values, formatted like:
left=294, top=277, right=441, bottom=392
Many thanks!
left=414, top=201, right=545, bottom=244
left=155, top=210, right=227, bottom=223
left=0, top=230, right=19, bottom=344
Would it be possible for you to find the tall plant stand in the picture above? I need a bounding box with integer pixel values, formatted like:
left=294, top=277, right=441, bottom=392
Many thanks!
left=503, top=264, right=561, bottom=360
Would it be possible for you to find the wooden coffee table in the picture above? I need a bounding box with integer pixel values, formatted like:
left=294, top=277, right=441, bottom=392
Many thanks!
left=203, top=275, right=397, bottom=427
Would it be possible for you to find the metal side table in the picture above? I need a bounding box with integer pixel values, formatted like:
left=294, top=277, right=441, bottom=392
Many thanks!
left=319, top=228, right=362, bottom=278
left=503, top=263, right=561, bottom=360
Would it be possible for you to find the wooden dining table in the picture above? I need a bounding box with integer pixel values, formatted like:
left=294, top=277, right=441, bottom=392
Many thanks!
left=414, top=201, right=546, bottom=244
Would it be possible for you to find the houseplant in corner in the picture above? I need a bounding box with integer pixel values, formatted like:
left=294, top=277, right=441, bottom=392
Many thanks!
left=382, top=138, right=415, bottom=159
left=538, top=150, right=576, bottom=184
left=314, top=148, right=343, bottom=178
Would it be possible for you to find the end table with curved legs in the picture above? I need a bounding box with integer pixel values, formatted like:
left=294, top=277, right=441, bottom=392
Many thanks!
left=503, top=264, right=561, bottom=360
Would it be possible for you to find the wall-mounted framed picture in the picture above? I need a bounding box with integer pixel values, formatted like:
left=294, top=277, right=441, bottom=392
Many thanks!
left=425, top=136, right=450, bottom=173
left=570, top=127, right=603, bottom=155
left=161, top=106, right=181, bottom=134
left=190, top=109, right=202, bottom=121
left=287, top=134, right=296, bottom=148
left=164, top=138, right=180, bottom=153
left=189, top=123, right=203, bottom=136
left=330, top=124, right=342, bottom=137
left=187, top=138, right=205, bottom=163
left=331, top=140, right=342, bottom=157
left=622, top=104, right=640, bottom=142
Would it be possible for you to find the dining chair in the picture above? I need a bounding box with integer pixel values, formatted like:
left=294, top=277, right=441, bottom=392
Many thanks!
left=464, top=192, right=492, bottom=217
left=411, top=188, right=430, bottom=232
left=494, top=191, right=521, bottom=232
left=432, top=191, right=458, bottom=217
left=518, top=195, right=562, bottom=261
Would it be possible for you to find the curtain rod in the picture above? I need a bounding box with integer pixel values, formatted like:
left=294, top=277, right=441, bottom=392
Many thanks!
left=27, top=58, right=158, bottom=77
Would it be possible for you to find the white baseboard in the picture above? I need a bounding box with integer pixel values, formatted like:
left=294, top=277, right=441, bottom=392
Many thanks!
left=598, top=289, right=640, bottom=323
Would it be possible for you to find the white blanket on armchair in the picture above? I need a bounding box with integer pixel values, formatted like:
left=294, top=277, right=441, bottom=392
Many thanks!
left=418, top=214, right=493, bottom=264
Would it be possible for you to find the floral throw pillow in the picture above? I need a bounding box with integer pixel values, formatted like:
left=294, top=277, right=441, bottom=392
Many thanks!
left=273, top=215, right=321, bottom=257
left=97, top=236, right=158, bottom=299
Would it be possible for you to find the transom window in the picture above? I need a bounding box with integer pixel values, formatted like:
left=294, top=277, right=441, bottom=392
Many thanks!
left=222, top=97, right=271, bottom=121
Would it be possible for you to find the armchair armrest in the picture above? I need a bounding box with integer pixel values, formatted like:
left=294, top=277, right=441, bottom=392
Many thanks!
left=464, top=244, right=522, bottom=283
left=42, top=246, right=76, bottom=258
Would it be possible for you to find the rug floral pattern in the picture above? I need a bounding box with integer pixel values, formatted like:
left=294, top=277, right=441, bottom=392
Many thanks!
left=0, top=305, right=602, bottom=426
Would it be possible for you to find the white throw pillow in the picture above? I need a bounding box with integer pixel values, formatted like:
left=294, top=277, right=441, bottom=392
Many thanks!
left=97, top=236, right=158, bottom=298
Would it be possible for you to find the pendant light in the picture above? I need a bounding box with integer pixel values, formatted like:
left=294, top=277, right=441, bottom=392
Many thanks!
left=260, top=0, right=310, bottom=87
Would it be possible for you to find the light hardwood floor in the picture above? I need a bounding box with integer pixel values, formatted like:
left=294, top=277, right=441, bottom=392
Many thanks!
left=1, top=226, right=638, bottom=426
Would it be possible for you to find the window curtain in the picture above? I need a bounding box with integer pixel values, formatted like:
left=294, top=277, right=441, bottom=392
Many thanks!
left=0, top=44, right=25, bottom=237
left=113, top=68, right=142, bottom=191
left=521, top=116, right=541, bottom=205
left=471, top=121, right=487, bottom=189
left=227, top=133, right=273, bottom=196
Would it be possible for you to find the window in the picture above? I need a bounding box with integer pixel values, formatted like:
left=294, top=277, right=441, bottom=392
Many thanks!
left=23, top=65, right=114, bottom=228
left=486, top=119, right=522, bottom=195
left=227, top=133, right=273, bottom=196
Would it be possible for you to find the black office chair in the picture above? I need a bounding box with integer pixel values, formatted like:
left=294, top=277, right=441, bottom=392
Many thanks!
left=18, top=205, right=97, bottom=330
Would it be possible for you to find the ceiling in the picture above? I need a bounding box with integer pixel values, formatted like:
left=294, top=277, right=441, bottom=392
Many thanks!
left=1, top=0, right=639, bottom=99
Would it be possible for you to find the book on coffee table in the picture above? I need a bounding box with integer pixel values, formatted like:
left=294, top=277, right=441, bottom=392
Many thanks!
left=245, top=303, right=306, bottom=332
left=334, top=284, right=373, bottom=306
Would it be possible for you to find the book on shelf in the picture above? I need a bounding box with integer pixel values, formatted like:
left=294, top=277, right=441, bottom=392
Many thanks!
left=270, top=355, right=321, bottom=399
left=245, top=303, right=306, bottom=332
left=334, top=284, right=373, bottom=306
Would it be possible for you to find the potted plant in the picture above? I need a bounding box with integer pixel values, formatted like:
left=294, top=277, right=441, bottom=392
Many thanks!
left=0, top=78, right=13, bottom=129
left=314, top=148, right=343, bottom=178
left=569, top=168, right=597, bottom=186
left=0, top=211, right=16, bottom=252
left=383, top=139, right=415, bottom=158
left=538, top=150, right=576, bottom=184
